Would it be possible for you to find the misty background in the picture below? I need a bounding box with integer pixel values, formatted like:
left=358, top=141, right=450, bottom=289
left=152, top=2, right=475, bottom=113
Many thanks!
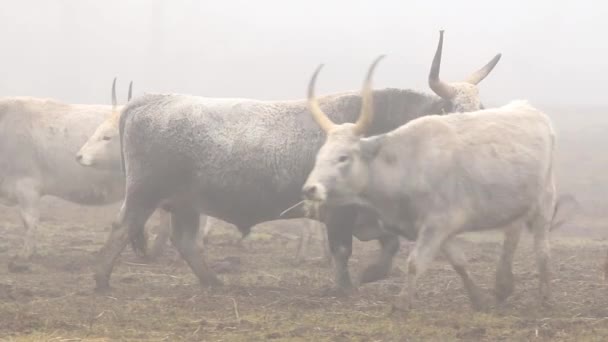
left=0, top=0, right=606, bottom=232
left=0, top=0, right=605, bottom=108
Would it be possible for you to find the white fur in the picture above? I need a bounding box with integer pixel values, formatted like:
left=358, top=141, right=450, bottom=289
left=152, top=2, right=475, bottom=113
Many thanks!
left=304, top=100, right=557, bottom=309
left=0, top=97, right=124, bottom=258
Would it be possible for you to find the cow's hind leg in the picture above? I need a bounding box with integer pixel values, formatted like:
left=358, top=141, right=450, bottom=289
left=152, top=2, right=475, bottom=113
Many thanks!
left=15, top=179, right=41, bottom=260
left=604, top=248, right=608, bottom=282
left=442, top=237, right=489, bottom=311
left=394, top=223, right=444, bottom=312
left=148, top=209, right=171, bottom=260
left=94, top=200, right=155, bottom=292
left=170, top=207, right=222, bottom=287
left=495, top=226, right=522, bottom=302
left=360, top=233, right=400, bottom=284
left=529, top=212, right=552, bottom=306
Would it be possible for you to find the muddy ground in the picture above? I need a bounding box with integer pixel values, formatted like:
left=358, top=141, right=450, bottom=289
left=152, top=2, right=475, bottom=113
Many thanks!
left=1, top=197, right=607, bottom=342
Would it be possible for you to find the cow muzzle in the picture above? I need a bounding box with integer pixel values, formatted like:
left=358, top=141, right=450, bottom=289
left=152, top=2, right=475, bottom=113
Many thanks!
left=301, top=183, right=326, bottom=202
left=75, top=153, right=91, bottom=166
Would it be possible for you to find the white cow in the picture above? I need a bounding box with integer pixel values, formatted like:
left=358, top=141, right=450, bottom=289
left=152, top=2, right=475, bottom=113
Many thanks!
left=0, top=80, right=169, bottom=262
left=302, top=55, right=560, bottom=311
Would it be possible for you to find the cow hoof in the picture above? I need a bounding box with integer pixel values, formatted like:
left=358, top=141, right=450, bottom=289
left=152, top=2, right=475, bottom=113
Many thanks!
left=147, top=243, right=167, bottom=262
left=94, top=275, right=112, bottom=294
left=494, top=286, right=513, bottom=303
left=94, top=284, right=112, bottom=294
left=316, top=286, right=354, bottom=298
left=132, top=254, right=153, bottom=264
left=540, top=297, right=555, bottom=310
left=200, top=276, right=224, bottom=288
left=494, top=275, right=514, bottom=302
left=389, top=299, right=411, bottom=316
left=211, top=257, right=241, bottom=274
left=470, top=294, right=492, bottom=312
left=291, top=257, right=305, bottom=266
left=360, top=264, right=391, bottom=284
left=7, top=259, right=31, bottom=273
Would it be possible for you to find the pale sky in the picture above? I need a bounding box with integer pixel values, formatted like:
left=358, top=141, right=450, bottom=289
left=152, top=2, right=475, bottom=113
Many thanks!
left=0, top=0, right=605, bottom=108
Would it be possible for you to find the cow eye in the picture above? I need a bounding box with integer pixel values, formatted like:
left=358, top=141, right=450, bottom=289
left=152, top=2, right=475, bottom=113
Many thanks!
left=102, top=136, right=111, bottom=141
left=338, top=155, right=349, bottom=163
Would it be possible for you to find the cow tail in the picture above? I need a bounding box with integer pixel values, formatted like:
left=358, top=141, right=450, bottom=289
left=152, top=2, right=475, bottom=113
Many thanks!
left=112, top=200, right=148, bottom=257
left=118, top=104, right=131, bottom=175
left=117, top=103, right=147, bottom=256
left=550, top=194, right=579, bottom=232
left=546, top=127, right=579, bottom=232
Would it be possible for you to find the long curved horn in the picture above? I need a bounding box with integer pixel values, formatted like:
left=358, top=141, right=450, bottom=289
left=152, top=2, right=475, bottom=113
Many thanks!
left=128, top=81, right=133, bottom=101
left=111, top=77, right=117, bottom=108
left=353, top=55, right=385, bottom=135
left=307, top=64, right=336, bottom=133
left=428, top=30, right=457, bottom=99
left=465, top=53, right=502, bottom=85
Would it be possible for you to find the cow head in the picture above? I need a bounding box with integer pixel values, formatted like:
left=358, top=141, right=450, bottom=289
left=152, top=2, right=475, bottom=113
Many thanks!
left=76, top=77, right=132, bottom=170
left=428, top=30, right=501, bottom=112
left=302, top=56, right=384, bottom=206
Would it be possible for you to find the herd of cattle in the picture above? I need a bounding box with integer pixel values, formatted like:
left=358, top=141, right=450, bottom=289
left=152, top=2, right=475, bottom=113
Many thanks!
left=0, top=30, right=590, bottom=311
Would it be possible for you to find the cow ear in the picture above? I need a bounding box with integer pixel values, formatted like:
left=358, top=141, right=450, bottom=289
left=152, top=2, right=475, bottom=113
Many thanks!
left=360, top=135, right=384, bottom=160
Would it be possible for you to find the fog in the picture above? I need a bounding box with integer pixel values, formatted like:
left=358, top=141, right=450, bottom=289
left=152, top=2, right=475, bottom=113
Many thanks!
left=1, top=0, right=605, bottom=108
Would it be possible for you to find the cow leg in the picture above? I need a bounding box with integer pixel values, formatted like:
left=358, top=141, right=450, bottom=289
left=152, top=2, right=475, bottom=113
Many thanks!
left=394, top=224, right=444, bottom=311
left=15, top=179, right=41, bottom=260
left=200, top=215, right=211, bottom=246
left=325, top=206, right=356, bottom=291
left=360, top=233, right=400, bottom=284
left=529, top=213, right=552, bottom=306
left=170, top=207, right=222, bottom=287
left=320, top=223, right=331, bottom=265
left=94, top=200, right=155, bottom=292
left=295, top=220, right=313, bottom=264
left=495, top=226, right=522, bottom=302
left=604, top=249, right=608, bottom=282
left=148, top=209, right=171, bottom=260
left=442, top=237, right=489, bottom=311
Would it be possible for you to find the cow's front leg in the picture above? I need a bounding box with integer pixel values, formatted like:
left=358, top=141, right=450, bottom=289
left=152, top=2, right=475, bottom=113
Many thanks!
left=442, top=237, right=490, bottom=311
left=394, top=223, right=444, bottom=312
left=15, top=179, right=41, bottom=260
left=94, top=197, right=156, bottom=292
left=295, top=219, right=314, bottom=264
left=324, top=205, right=357, bottom=293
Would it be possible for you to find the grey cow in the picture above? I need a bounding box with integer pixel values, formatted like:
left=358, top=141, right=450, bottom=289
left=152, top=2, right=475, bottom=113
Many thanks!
left=0, top=80, right=169, bottom=262
left=302, top=54, right=559, bottom=311
left=93, top=32, right=502, bottom=291
left=76, top=86, right=327, bottom=262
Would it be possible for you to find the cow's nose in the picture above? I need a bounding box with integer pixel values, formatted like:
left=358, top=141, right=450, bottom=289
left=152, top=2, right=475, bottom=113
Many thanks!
left=75, top=154, right=83, bottom=162
left=302, top=184, right=317, bottom=199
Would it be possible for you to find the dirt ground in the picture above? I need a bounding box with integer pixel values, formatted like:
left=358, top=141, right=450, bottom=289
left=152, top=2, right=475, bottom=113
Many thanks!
left=1, top=108, right=607, bottom=341
left=1, top=197, right=608, bottom=342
